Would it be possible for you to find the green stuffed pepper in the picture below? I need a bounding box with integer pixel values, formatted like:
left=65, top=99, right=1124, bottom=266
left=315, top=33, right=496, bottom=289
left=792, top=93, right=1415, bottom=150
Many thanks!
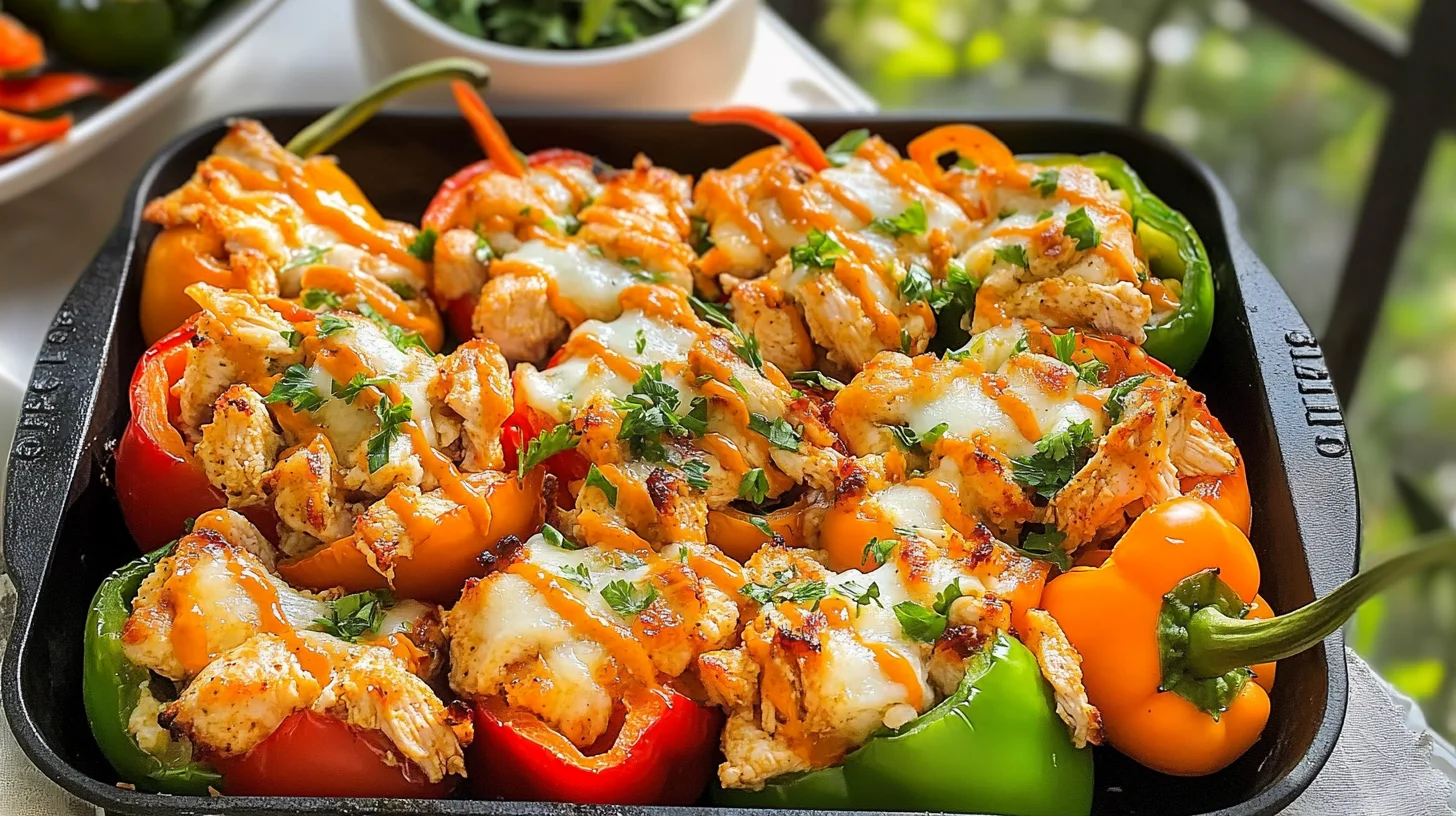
left=711, top=633, right=1094, bottom=816
left=1039, top=153, right=1215, bottom=375
left=83, top=546, right=222, bottom=795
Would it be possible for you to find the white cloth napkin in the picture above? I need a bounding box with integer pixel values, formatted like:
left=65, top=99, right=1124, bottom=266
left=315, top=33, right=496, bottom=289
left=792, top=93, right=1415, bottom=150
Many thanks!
left=0, top=562, right=1447, bottom=816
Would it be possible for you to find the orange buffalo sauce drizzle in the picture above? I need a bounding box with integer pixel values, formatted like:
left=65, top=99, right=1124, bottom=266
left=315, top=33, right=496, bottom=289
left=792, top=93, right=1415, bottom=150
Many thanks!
left=507, top=562, right=660, bottom=686
left=488, top=255, right=591, bottom=327
left=207, top=155, right=424, bottom=276
left=979, top=373, right=1042, bottom=442
left=983, top=162, right=1142, bottom=283
left=694, top=146, right=783, bottom=253
left=1075, top=393, right=1106, bottom=413
left=297, top=265, right=439, bottom=350
left=168, top=545, right=333, bottom=681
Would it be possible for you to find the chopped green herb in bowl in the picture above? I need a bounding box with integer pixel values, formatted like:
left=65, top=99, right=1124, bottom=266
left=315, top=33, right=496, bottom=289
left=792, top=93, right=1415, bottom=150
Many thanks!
left=411, top=0, right=713, bottom=50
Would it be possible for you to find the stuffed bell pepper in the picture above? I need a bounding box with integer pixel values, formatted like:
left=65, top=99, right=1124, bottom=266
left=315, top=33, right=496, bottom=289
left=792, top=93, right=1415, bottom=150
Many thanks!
left=85, top=509, right=470, bottom=798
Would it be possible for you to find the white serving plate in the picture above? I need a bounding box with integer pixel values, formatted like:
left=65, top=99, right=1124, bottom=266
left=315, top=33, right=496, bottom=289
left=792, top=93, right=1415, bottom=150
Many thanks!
left=0, top=0, right=284, bottom=205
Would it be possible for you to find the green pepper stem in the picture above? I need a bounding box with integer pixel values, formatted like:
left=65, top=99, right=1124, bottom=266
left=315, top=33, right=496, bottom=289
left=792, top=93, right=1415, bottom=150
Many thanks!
left=1186, top=535, right=1456, bottom=678
left=285, top=58, right=490, bottom=158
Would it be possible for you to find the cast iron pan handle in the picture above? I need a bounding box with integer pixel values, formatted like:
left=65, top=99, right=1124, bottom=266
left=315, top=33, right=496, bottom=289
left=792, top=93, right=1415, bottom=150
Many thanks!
left=2, top=219, right=132, bottom=605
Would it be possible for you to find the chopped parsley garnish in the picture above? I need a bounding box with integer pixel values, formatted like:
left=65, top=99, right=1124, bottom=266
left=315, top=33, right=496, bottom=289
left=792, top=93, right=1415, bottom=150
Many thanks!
left=834, top=580, right=882, bottom=612
left=933, top=581, right=964, bottom=616
left=358, top=302, right=432, bottom=355
left=739, top=569, right=828, bottom=608
left=584, top=464, right=618, bottom=507
left=1011, top=420, right=1097, bottom=498
left=387, top=280, right=417, bottom=300
left=728, top=375, right=748, bottom=397
left=928, top=262, right=977, bottom=317
left=601, top=580, right=657, bottom=618
left=1064, top=207, right=1100, bottom=251
left=888, top=422, right=949, bottom=452
left=1010, top=333, right=1030, bottom=357
left=407, top=227, right=438, bottom=261
left=738, top=468, right=769, bottom=504
left=688, top=296, right=760, bottom=371
left=824, top=128, right=870, bottom=166
left=893, top=601, right=947, bottom=643
left=789, top=370, right=844, bottom=392
left=1105, top=374, right=1151, bottom=424
left=955, top=155, right=977, bottom=171
left=313, top=590, right=391, bottom=643
left=689, top=215, right=713, bottom=255
left=997, top=208, right=1018, bottom=220
left=734, top=331, right=764, bottom=370
left=748, top=515, right=775, bottom=538
left=900, top=328, right=913, bottom=355
left=862, top=537, right=897, bottom=567
left=994, top=244, right=1030, bottom=270
left=680, top=457, right=712, bottom=491
left=366, top=394, right=413, bottom=473
left=1049, top=329, right=1107, bottom=385
left=517, top=424, right=579, bottom=479
left=302, top=288, right=343, bottom=310
left=872, top=201, right=928, bottom=237
left=282, top=245, right=330, bottom=273
left=265, top=364, right=326, bottom=412
left=898, top=262, right=933, bottom=303
left=748, top=413, right=801, bottom=451
left=617, top=551, right=647, bottom=570
left=541, top=523, right=584, bottom=551
left=316, top=313, right=352, bottom=338
left=280, top=329, right=304, bottom=349
left=680, top=397, right=709, bottom=436
left=1016, top=527, right=1073, bottom=571
left=1031, top=168, right=1060, bottom=198
left=790, top=228, right=847, bottom=271
left=332, top=372, right=392, bottom=404
left=558, top=563, right=593, bottom=590
left=473, top=234, right=495, bottom=265
left=1037, top=209, right=1055, bottom=222
left=634, top=328, right=648, bottom=355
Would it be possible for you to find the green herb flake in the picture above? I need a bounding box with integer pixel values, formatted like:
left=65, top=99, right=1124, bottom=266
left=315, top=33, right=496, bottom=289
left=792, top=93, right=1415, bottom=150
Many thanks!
left=332, top=372, right=392, bottom=404
left=541, top=523, right=585, bottom=551
left=835, top=580, right=882, bottom=611
left=738, top=468, right=769, bottom=504
left=265, top=364, right=326, bottom=412
left=282, top=245, right=330, bottom=273
left=316, top=313, right=352, bottom=338
left=1011, top=419, right=1097, bottom=498
left=790, top=228, right=848, bottom=271
left=517, top=423, right=579, bottom=479
left=825, top=128, right=870, bottom=166
left=313, top=590, right=392, bottom=643
left=994, top=244, right=1030, bottom=270
left=789, top=370, right=844, bottom=392
left=558, top=562, right=593, bottom=590
left=748, top=413, right=801, bottom=451
left=862, top=537, right=897, bottom=567
left=1016, top=527, right=1073, bottom=571
left=893, top=601, right=947, bottom=643
left=584, top=463, right=618, bottom=507
left=601, top=580, right=658, bottom=618
left=1065, top=206, right=1101, bottom=251
left=898, top=263, right=933, bottom=303
left=302, top=288, right=343, bottom=310
left=407, top=228, right=438, bottom=261
left=872, top=201, right=928, bottom=237
left=633, top=328, right=648, bottom=355
left=280, top=329, right=304, bottom=349
left=1105, top=374, right=1151, bottom=424
left=387, top=280, right=418, bottom=300
left=1031, top=168, right=1060, bottom=198
left=366, top=394, right=413, bottom=473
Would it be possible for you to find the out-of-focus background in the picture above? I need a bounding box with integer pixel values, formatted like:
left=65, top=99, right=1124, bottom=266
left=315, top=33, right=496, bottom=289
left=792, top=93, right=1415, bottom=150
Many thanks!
left=763, top=0, right=1456, bottom=739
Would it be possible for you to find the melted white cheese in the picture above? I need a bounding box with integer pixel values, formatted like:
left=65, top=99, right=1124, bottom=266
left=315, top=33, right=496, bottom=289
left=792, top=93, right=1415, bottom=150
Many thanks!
left=510, top=240, right=639, bottom=320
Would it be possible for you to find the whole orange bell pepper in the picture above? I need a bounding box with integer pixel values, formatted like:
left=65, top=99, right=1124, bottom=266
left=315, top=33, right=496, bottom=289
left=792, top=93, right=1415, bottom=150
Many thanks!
left=1043, top=495, right=1456, bottom=776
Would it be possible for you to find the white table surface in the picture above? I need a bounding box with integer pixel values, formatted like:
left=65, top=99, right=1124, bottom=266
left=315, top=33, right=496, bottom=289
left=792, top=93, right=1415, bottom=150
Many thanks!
left=0, top=3, right=1451, bottom=814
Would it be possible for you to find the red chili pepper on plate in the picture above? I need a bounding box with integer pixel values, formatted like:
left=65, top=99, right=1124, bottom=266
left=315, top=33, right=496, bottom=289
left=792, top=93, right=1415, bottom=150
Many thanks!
left=113, top=319, right=276, bottom=551
left=0, top=73, right=101, bottom=113
left=467, top=686, right=721, bottom=805
left=0, top=13, right=43, bottom=75
left=0, top=108, right=71, bottom=158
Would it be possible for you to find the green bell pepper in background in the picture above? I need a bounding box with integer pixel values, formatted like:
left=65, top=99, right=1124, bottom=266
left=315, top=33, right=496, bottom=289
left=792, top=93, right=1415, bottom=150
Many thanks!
left=712, top=633, right=1094, bottom=816
left=7, top=0, right=220, bottom=75
left=83, top=546, right=222, bottom=794
left=1041, top=153, right=1216, bottom=375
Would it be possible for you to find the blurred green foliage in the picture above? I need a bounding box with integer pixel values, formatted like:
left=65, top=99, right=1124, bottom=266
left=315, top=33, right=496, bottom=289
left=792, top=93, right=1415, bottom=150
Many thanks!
left=799, top=0, right=1456, bottom=736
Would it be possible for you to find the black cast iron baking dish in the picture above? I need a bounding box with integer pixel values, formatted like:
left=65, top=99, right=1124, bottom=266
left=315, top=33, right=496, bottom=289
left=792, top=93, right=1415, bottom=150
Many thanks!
left=3, top=110, right=1359, bottom=816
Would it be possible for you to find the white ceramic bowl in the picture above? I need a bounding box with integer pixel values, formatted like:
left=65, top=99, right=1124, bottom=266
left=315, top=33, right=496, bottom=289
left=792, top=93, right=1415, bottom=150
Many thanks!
left=355, top=0, right=758, bottom=110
